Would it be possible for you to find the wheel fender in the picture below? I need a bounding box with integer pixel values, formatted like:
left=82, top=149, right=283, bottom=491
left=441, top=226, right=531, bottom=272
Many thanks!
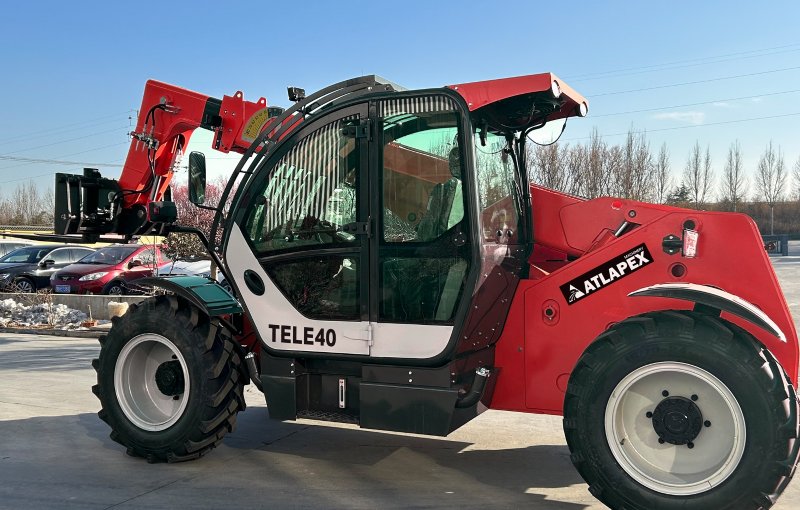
left=629, top=283, right=785, bottom=342
left=135, top=276, right=242, bottom=318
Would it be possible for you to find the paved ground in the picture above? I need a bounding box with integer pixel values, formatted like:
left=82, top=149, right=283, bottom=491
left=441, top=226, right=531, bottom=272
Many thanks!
left=0, top=245, right=799, bottom=509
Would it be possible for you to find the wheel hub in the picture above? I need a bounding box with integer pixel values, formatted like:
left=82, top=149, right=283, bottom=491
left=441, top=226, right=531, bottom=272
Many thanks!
left=154, top=360, right=185, bottom=396
left=651, top=396, right=703, bottom=445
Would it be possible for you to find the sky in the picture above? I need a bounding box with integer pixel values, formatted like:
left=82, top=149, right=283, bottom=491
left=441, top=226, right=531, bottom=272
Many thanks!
left=1, top=0, right=799, bottom=199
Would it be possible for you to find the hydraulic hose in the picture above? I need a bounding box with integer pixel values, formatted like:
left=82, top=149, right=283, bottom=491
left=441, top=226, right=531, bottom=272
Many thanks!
left=455, top=367, right=492, bottom=408
left=244, top=352, right=264, bottom=392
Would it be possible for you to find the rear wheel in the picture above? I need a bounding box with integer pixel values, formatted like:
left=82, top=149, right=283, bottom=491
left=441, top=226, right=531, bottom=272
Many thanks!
left=564, top=311, right=800, bottom=509
left=92, top=295, right=246, bottom=462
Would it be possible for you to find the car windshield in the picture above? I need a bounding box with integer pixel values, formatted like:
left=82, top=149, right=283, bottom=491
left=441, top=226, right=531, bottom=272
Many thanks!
left=0, top=246, right=52, bottom=264
left=77, top=246, right=138, bottom=264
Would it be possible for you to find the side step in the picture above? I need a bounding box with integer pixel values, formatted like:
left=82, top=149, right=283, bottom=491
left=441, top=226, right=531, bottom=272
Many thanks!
left=296, top=410, right=359, bottom=424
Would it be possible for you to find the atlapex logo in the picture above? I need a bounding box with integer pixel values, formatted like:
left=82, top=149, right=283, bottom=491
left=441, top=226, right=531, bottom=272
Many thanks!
left=559, top=244, right=653, bottom=305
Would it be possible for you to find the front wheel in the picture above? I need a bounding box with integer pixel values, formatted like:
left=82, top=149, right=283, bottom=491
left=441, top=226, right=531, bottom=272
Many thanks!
left=92, top=295, right=246, bottom=462
left=103, top=281, right=126, bottom=295
left=564, top=311, right=799, bottom=509
left=13, top=277, right=35, bottom=293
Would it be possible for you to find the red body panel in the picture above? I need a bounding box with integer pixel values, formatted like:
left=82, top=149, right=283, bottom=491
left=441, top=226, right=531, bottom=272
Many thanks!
left=490, top=186, right=799, bottom=415
left=448, top=72, right=588, bottom=120
left=119, top=80, right=273, bottom=212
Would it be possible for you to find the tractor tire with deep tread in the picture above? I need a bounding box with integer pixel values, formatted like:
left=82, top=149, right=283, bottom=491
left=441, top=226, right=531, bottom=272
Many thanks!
left=564, top=310, right=800, bottom=510
left=92, top=295, right=247, bottom=463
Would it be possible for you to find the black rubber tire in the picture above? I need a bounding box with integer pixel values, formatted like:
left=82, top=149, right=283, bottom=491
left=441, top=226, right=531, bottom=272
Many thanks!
left=564, top=310, right=800, bottom=510
left=13, top=277, right=35, bottom=293
left=103, top=280, right=126, bottom=295
left=91, top=295, right=247, bottom=463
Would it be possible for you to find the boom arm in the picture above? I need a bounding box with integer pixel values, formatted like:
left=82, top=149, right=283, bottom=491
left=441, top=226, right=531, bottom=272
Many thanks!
left=55, top=80, right=281, bottom=240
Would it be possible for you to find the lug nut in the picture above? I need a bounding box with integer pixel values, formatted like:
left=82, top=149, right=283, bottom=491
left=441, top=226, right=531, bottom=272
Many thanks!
left=704, top=420, right=711, bottom=427
left=691, top=394, right=698, bottom=401
left=687, top=442, right=694, bottom=449
left=658, top=438, right=665, bottom=444
left=646, top=411, right=653, bottom=418
left=173, top=395, right=179, bottom=400
left=662, top=390, right=669, bottom=397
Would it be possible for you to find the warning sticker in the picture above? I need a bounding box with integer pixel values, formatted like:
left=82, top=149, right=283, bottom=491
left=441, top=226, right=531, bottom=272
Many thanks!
left=241, top=108, right=271, bottom=143
left=559, top=244, right=653, bottom=305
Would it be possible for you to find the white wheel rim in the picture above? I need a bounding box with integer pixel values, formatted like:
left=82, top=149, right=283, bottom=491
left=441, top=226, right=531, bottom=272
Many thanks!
left=604, top=362, right=745, bottom=496
left=114, top=333, right=190, bottom=431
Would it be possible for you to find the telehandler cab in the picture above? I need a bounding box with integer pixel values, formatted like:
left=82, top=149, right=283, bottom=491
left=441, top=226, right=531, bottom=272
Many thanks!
left=54, top=73, right=799, bottom=509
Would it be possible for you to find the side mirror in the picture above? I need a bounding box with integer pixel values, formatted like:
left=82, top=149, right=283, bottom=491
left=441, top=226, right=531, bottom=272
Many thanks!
left=188, top=151, right=207, bottom=205
left=39, top=259, right=55, bottom=268
left=128, top=259, right=143, bottom=269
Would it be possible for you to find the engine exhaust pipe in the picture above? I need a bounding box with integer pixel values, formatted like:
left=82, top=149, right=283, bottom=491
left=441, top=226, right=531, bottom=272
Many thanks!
left=455, top=367, right=491, bottom=408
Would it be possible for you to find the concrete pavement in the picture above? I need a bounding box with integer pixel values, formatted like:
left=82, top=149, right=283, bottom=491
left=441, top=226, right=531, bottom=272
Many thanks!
left=0, top=250, right=798, bottom=509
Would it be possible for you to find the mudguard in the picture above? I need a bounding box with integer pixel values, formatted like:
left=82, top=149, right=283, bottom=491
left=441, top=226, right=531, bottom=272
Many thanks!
left=629, top=283, right=786, bottom=342
left=135, top=276, right=242, bottom=317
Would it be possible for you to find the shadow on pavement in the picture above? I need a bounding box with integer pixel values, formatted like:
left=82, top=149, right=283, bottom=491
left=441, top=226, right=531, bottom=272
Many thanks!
left=0, top=408, right=592, bottom=510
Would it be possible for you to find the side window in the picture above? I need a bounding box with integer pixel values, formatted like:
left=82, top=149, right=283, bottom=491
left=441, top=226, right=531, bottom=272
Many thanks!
left=242, top=113, right=364, bottom=322
left=266, top=256, right=359, bottom=320
left=381, top=109, right=463, bottom=243
left=48, top=249, right=73, bottom=263
left=138, top=249, right=156, bottom=265
left=71, top=249, right=93, bottom=262
left=475, top=131, right=519, bottom=243
left=244, top=117, right=360, bottom=255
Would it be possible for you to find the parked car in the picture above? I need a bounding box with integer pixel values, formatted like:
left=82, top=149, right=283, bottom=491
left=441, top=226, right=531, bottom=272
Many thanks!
left=157, top=258, right=231, bottom=292
left=0, top=244, right=96, bottom=292
left=51, top=244, right=170, bottom=295
left=0, top=241, right=31, bottom=257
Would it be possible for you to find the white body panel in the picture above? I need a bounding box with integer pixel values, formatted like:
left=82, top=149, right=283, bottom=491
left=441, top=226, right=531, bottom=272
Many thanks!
left=227, top=226, right=453, bottom=358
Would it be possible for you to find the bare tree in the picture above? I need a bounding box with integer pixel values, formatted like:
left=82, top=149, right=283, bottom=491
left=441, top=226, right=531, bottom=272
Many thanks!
left=583, top=128, right=608, bottom=199
left=755, top=141, right=787, bottom=234
left=0, top=181, right=53, bottom=225
left=793, top=155, right=800, bottom=201
left=529, top=143, right=569, bottom=193
left=719, top=140, right=747, bottom=211
left=682, top=142, right=714, bottom=208
left=654, top=143, right=672, bottom=204
left=564, top=143, right=586, bottom=196
left=613, top=128, right=654, bottom=201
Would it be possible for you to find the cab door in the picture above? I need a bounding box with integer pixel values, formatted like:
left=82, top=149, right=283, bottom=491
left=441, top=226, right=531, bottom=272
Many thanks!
left=226, top=104, right=372, bottom=355
left=369, top=94, right=473, bottom=360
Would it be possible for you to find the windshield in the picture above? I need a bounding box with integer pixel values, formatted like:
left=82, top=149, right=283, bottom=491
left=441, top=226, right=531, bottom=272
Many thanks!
left=77, top=246, right=138, bottom=264
left=0, top=246, right=53, bottom=263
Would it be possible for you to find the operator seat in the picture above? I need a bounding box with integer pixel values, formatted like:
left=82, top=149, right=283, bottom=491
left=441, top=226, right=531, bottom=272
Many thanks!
left=416, top=147, right=463, bottom=241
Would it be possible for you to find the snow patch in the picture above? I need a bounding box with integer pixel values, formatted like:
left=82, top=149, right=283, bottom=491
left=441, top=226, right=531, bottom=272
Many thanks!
left=0, top=298, right=90, bottom=330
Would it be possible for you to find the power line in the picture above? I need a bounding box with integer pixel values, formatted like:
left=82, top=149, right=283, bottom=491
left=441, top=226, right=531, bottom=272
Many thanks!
left=3, top=125, right=130, bottom=155
left=590, top=66, right=800, bottom=97
left=563, top=112, right=800, bottom=142
left=0, top=172, right=61, bottom=185
left=571, top=48, right=800, bottom=83
left=0, top=155, right=125, bottom=167
left=565, top=42, right=800, bottom=81
left=0, top=110, right=135, bottom=146
left=591, top=89, right=800, bottom=117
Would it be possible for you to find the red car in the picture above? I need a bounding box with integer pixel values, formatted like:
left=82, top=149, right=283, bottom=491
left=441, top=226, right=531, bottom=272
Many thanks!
left=51, top=244, right=169, bottom=295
